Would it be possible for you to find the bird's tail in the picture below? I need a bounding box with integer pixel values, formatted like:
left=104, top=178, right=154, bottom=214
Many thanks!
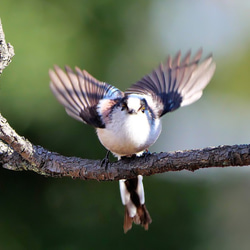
left=119, top=175, right=152, bottom=233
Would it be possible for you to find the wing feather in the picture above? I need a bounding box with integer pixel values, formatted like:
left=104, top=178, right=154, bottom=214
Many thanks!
left=125, top=49, right=216, bottom=117
left=49, top=65, right=123, bottom=128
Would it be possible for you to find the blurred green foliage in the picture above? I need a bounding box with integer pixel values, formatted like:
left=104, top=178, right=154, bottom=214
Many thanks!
left=1, top=0, right=250, bottom=249
left=0, top=169, right=211, bottom=249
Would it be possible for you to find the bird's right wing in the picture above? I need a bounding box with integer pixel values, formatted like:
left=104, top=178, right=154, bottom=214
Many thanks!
left=49, top=65, right=123, bottom=128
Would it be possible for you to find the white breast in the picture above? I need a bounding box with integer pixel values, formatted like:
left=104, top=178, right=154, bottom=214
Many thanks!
left=96, top=108, right=162, bottom=157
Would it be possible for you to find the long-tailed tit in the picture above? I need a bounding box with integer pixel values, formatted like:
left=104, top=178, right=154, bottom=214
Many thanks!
left=49, top=49, right=216, bottom=233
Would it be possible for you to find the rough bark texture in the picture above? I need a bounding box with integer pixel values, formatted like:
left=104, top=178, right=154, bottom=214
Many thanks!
left=0, top=19, right=250, bottom=181
left=0, top=19, right=14, bottom=74
left=1, top=112, right=250, bottom=180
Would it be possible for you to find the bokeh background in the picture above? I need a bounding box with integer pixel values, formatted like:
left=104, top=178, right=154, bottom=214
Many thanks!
left=1, top=0, right=250, bottom=249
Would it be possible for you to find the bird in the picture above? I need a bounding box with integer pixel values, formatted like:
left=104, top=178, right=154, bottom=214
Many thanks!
left=49, top=49, right=216, bottom=233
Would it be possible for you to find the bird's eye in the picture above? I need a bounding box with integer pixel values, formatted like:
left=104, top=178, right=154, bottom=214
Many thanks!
left=141, top=105, right=146, bottom=113
left=140, top=98, right=147, bottom=113
left=121, top=103, right=127, bottom=111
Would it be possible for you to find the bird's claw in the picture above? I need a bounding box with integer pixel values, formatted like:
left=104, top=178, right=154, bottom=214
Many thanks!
left=101, top=150, right=110, bottom=170
left=142, top=149, right=151, bottom=157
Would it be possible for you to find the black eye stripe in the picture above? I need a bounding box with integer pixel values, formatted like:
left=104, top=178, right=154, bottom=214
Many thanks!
left=121, top=101, right=128, bottom=111
left=139, top=98, right=147, bottom=110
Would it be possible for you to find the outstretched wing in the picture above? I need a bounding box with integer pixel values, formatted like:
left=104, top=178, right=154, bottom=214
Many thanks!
left=125, top=49, right=216, bottom=117
left=49, top=65, right=123, bottom=128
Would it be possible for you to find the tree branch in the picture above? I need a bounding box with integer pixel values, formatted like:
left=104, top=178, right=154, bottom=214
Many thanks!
left=1, top=112, right=250, bottom=180
left=0, top=18, right=250, bottom=181
left=0, top=19, right=14, bottom=74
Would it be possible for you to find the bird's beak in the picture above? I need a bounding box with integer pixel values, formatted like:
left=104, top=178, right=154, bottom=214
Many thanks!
left=128, top=109, right=136, bottom=114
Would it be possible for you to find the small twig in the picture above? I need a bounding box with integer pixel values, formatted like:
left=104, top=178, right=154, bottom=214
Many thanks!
left=0, top=19, right=15, bottom=74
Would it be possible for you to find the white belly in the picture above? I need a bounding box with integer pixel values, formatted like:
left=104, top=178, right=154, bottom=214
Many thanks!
left=96, top=112, right=162, bottom=157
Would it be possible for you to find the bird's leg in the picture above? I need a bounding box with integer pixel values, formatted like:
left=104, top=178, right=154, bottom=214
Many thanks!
left=142, top=149, right=151, bottom=157
left=121, top=154, right=137, bottom=160
left=101, top=150, right=110, bottom=170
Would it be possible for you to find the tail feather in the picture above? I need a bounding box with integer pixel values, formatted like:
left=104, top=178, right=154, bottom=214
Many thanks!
left=119, top=175, right=152, bottom=233
left=124, top=207, right=133, bottom=233
left=137, top=204, right=152, bottom=229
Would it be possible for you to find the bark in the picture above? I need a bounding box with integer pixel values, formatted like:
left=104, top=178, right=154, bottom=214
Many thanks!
left=0, top=19, right=14, bottom=73
left=0, top=19, right=250, bottom=181
left=0, top=120, right=250, bottom=181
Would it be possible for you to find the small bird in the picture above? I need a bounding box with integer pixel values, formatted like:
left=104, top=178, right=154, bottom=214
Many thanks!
left=49, top=49, right=216, bottom=233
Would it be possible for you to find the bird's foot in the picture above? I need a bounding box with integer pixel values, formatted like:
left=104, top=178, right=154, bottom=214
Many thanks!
left=100, top=150, right=110, bottom=170
left=142, top=149, right=151, bottom=157
left=121, top=154, right=137, bottom=160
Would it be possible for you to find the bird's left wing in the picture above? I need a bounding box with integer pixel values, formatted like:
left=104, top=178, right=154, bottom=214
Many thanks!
left=49, top=65, right=123, bottom=128
left=125, top=49, right=216, bottom=117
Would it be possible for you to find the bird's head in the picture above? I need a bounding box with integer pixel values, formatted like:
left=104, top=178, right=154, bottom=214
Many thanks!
left=120, top=95, right=147, bottom=115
